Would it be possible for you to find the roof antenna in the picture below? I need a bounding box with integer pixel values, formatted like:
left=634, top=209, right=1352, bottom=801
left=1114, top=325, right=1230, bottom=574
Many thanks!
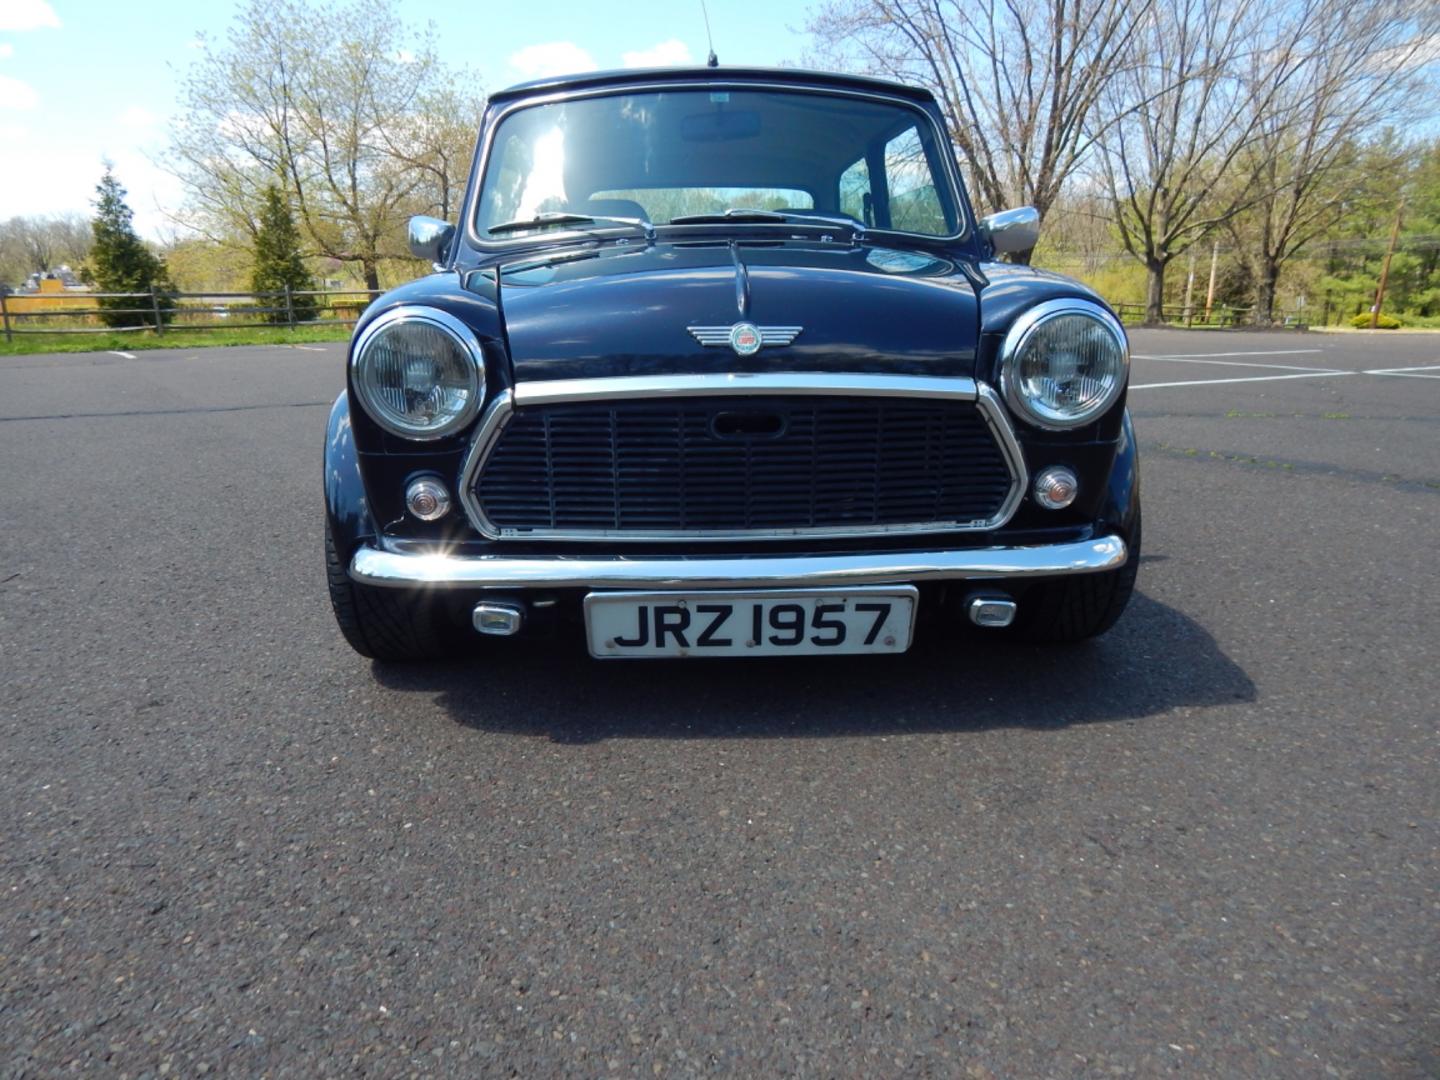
left=700, top=0, right=718, bottom=66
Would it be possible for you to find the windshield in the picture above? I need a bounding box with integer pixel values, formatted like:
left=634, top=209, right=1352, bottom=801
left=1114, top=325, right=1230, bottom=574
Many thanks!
left=474, top=88, right=962, bottom=240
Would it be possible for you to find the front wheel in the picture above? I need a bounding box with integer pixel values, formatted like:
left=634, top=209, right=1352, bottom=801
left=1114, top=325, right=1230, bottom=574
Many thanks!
left=324, top=521, right=451, bottom=661
left=1015, top=512, right=1141, bottom=644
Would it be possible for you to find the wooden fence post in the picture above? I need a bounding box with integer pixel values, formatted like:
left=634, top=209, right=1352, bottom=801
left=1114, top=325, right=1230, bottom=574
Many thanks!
left=285, top=285, right=296, bottom=329
left=150, top=285, right=164, bottom=335
left=0, top=292, right=10, bottom=343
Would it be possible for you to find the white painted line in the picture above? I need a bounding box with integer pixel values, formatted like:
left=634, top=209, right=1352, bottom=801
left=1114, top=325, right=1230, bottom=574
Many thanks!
left=107, top=350, right=136, bottom=360
left=290, top=344, right=327, bottom=352
left=1364, top=365, right=1440, bottom=379
left=1130, top=371, right=1356, bottom=390
left=1131, top=349, right=1327, bottom=359
left=1132, top=356, right=1340, bottom=373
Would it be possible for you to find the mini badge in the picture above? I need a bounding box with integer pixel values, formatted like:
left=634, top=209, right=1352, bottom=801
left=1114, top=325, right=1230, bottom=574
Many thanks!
left=687, top=324, right=803, bottom=355
left=729, top=322, right=762, bottom=356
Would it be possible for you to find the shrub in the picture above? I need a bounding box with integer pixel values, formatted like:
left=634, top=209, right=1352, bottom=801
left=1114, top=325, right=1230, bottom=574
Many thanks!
left=1350, top=312, right=1402, bottom=329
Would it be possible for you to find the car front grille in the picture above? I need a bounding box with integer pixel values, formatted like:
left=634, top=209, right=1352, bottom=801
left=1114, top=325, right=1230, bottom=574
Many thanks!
left=471, top=394, right=1018, bottom=538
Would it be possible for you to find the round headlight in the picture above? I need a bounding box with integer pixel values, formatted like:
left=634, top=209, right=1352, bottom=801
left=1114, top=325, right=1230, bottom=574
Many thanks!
left=1000, top=299, right=1128, bottom=429
left=351, top=307, right=483, bottom=439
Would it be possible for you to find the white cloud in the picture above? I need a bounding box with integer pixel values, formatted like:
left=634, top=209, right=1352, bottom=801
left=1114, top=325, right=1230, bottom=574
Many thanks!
left=0, top=0, right=60, bottom=32
left=0, top=121, right=26, bottom=140
left=394, top=48, right=415, bottom=63
left=117, top=105, right=157, bottom=129
left=0, top=42, right=14, bottom=59
left=185, top=36, right=205, bottom=50
left=622, top=39, right=693, bottom=69
left=509, top=41, right=598, bottom=80
left=0, top=72, right=37, bottom=108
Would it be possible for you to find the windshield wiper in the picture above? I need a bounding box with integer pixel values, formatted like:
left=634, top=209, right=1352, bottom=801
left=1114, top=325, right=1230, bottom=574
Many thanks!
left=668, top=207, right=866, bottom=237
left=488, top=211, right=654, bottom=240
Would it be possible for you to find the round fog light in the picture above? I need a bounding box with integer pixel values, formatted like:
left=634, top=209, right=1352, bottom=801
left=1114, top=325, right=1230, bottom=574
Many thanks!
left=405, top=477, right=451, bottom=521
left=1034, top=466, right=1079, bottom=510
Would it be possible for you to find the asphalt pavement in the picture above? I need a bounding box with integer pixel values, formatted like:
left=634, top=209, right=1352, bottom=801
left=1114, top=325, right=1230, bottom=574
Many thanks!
left=0, top=330, right=1436, bottom=1077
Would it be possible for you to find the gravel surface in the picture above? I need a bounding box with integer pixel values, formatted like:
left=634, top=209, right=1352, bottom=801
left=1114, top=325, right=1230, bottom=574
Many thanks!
left=1, top=331, right=1435, bottom=1077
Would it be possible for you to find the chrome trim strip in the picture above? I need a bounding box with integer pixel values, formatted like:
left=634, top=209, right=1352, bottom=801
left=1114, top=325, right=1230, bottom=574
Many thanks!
left=349, top=535, right=1128, bottom=590
left=464, top=80, right=970, bottom=251
left=998, top=297, right=1129, bottom=431
left=513, top=372, right=978, bottom=406
left=456, top=387, right=515, bottom=540
left=454, top=374, right=1027, bottom=542
left=974, top=381, right=1029, bottom=527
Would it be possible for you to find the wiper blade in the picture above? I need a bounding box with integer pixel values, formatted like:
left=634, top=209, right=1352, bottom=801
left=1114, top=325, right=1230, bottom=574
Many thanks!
left=668, top=207, right=866, bottom=237
left=489, top=211, right=654, bottom=240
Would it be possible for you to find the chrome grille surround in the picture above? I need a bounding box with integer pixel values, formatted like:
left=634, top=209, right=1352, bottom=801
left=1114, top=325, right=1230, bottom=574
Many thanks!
left=456, top=373, right=1028, bottom=542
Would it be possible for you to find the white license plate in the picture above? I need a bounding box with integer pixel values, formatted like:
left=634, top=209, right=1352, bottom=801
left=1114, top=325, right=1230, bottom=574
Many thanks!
left=584, top=587, right=918, bottom=659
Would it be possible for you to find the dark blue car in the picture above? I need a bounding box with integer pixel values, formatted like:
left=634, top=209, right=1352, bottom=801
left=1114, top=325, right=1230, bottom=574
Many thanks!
left=324, top=66, right=1140, bottom=660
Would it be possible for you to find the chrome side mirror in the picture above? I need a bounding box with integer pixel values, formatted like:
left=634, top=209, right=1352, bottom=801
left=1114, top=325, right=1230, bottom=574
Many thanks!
left=979, top=206, right=1040, bottom=256
left=408, top=216, right=456, bottom=265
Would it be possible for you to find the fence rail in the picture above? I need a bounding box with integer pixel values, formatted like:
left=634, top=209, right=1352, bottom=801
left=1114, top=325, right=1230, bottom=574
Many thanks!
left=0, top=286, right=385, bottom=341
left=1111, top=302, right=1260, bottom=327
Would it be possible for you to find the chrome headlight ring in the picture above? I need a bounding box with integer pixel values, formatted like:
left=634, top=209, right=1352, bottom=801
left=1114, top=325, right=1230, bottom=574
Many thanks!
left=350, top=306, right=485, bottom=440
left=998, top=298, right=1129, bottom=430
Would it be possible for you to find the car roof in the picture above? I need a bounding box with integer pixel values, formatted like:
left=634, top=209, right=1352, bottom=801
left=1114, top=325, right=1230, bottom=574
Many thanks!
left=487, top=66, right=938, bottom=107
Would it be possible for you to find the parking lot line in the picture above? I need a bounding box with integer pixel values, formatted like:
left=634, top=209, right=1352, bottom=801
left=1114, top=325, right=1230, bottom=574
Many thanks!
left=107, top=351, right=137, bottom=360
left=1130, top=371, right=1356, bottom=391
left=1364, top=365, right=1440, bottom=379
left=1132, top=356, right=1340, bottom=372
left=1131, top=349, right=1327, bottom=360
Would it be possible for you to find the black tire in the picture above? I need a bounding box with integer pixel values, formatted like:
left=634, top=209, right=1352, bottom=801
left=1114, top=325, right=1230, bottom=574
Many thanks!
left=324, top=520, right=450, bottom=661
left=1015, top=510, right=1141, bottom=644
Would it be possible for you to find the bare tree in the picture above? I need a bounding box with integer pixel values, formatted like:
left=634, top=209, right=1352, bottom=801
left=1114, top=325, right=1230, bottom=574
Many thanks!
left=373, top=81, right=486, bottom=222
left=1090, top=0, right=1323, bottom=322
left=807, top=0, right=1152, bottom=259
left=167, top=0, right=483, bottom=290
left=1228, top=0, right=1439, bottom=324
left=0, top=213, right=92, bottom=284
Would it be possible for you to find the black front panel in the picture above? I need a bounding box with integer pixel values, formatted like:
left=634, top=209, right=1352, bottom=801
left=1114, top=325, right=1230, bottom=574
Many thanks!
left=474, top=396, right=1013, bottom=536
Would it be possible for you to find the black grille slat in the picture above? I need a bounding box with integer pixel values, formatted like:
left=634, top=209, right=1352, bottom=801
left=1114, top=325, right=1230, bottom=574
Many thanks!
left=476, top=395, right=1013, bottom=535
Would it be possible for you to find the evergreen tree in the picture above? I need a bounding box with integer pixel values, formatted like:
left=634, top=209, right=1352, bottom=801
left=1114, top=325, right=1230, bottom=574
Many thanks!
left=250, top=183, right=317, bottom=323
left=87, top=166, right=175, bottom=329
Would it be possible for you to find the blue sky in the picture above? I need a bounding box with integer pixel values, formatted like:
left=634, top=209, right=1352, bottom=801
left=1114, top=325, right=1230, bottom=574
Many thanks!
left=0, top=0, right=816, bottom=238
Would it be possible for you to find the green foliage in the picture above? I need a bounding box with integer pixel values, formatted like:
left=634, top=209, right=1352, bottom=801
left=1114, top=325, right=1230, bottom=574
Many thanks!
left=87, top=168, right=176, bottom=328
left=0, top=324, right=349, bottom=357
left=250, top=184, right=317, bottom=323
left=1350, top=312, right=1401, bottom=328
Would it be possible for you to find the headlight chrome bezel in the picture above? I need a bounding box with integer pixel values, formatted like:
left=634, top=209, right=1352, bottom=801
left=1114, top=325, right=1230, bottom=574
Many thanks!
left=350, top=306, right=485, bottom=440
left=999, top=298, right=1129, bottom=430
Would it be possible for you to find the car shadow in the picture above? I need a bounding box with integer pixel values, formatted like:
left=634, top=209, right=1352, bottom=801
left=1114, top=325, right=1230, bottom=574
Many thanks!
left=368, top=592, right=1251, bottom=743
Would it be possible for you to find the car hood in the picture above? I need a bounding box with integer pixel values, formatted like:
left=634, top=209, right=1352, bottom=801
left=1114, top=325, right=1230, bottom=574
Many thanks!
left=490, top=241, right=979, bottom=382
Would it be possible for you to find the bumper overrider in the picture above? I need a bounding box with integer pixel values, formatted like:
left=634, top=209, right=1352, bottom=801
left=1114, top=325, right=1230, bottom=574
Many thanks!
left=349, top=535, right=1128, bottom=590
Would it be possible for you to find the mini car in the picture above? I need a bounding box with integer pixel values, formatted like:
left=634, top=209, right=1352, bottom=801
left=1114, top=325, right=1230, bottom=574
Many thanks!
left=323, top=66, right=1140, bottom=661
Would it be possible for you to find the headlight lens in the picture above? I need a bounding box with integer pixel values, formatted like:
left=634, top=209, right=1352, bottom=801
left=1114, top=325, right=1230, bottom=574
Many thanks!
left=1000, top=300, right=1128, bottom=429
left=352, top=307, right=483, bottom=439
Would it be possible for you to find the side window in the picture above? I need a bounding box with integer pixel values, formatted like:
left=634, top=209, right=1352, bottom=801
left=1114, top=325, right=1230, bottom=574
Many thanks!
left=883, top=128, right=949, bottom=235
left=839, top=156, right=872, bottom=226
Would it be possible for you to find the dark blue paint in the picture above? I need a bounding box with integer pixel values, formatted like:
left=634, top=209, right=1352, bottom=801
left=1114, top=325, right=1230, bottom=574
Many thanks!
left=323, top=392, right=375, bottom=562
left=500, top=241, right=979, bottom=381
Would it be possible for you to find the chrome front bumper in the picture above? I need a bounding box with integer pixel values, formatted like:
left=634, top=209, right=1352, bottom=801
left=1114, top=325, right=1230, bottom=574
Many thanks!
left=348, top=535, right=1127, bottom=590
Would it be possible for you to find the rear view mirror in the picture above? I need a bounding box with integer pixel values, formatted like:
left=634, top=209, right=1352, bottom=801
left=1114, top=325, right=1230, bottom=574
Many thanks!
left=980, top=206, right=1039, bottom=255
left=681, top=110, right=761, bottom=142
left=408, top=216, right=455, bottom=264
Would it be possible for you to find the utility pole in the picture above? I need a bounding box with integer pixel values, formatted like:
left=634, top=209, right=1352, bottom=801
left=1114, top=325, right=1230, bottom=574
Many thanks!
left=1370, top=199, right=1404, bottom=329
left=1182, top=248, right=1197, bottom=327
left=1203, top=240, right=1219, bottom=323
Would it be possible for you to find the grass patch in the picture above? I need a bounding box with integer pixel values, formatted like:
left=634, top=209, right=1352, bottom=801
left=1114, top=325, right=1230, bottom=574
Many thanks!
left=0, top=325, right=351, bottom=357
